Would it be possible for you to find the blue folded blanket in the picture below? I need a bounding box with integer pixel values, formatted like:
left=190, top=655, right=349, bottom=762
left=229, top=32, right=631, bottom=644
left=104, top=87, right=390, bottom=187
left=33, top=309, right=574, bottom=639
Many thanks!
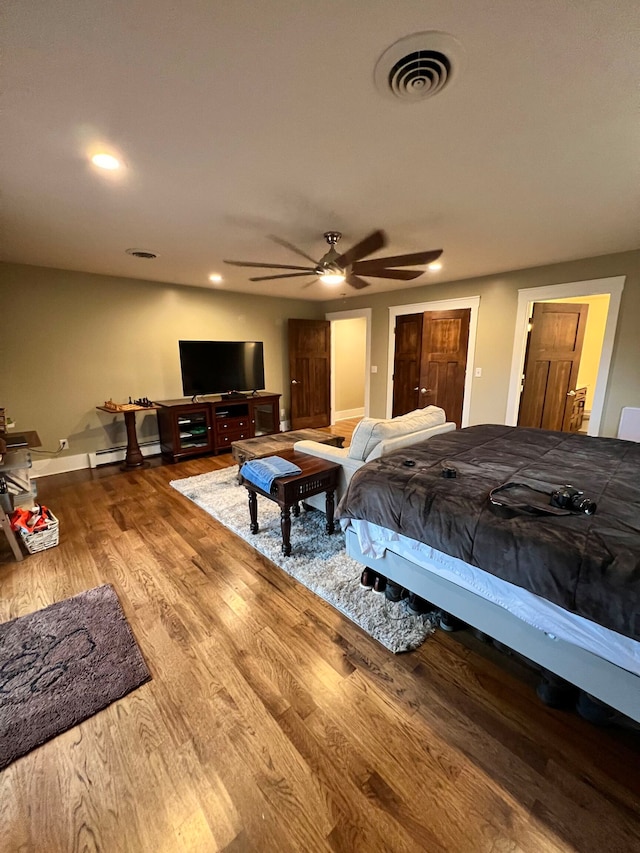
left=240, top=455, right=302, bottom=493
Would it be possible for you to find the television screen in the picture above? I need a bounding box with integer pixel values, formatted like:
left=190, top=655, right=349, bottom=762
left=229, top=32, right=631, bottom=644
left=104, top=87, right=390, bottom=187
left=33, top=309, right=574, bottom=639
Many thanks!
left=179, top=340, right=265, bottom=397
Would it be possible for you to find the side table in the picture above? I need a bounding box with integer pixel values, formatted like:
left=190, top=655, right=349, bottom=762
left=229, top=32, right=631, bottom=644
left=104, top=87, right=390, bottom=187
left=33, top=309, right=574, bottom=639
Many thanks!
left=240, top=449, right=341, bottom=556
left=96, top=404, right=159, bottom=470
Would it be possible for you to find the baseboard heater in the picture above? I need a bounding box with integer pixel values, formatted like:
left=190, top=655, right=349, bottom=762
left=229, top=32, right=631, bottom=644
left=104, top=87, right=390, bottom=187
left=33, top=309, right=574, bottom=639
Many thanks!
left=88, top=441, right=161, bottom=469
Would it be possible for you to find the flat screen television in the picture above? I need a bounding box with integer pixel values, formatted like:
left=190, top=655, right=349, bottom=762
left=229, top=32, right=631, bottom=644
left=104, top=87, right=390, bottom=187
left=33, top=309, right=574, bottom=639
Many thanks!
left=179, top=340, right=265, bottom=399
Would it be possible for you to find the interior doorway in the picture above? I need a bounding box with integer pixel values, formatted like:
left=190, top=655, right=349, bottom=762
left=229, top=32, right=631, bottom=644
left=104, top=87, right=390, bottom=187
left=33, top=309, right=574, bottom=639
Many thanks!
left=506, top=276, right=625, bottom=436
left=517, top=301, right=590, bottom=432
left=325, top=308, right=371, bottom=424
left=391, top=307, right=470, bottom=427
left=387, top=297, right=480, bottom=425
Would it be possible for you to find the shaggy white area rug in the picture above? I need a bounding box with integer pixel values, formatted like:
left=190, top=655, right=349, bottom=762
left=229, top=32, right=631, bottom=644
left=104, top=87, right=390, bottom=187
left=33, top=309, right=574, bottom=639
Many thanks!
left=170, top=467, right=436, bottom=653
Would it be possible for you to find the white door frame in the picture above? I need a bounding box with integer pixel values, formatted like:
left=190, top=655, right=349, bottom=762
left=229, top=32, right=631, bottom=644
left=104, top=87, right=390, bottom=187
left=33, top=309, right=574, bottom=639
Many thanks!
left=325, top=307, right=372, bottom=423
left=387, top=296, right=480, bottom=425
left=505, top=276, right=625, bottom=435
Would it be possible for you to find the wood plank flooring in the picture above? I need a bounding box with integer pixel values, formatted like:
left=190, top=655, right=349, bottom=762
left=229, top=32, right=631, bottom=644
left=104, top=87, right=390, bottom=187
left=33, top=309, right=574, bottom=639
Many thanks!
left=1, top=421, right=639, bottom=852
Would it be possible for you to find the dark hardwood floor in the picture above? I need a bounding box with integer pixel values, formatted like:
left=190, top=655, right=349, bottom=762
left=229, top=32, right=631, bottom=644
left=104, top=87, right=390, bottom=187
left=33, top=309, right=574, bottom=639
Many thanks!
left=1, top=423, right=639, bottom=852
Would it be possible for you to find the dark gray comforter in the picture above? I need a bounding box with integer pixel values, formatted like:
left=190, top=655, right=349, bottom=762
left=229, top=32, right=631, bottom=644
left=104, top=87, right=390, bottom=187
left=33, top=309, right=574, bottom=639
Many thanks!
left=337, top=425, right=640, bottom=640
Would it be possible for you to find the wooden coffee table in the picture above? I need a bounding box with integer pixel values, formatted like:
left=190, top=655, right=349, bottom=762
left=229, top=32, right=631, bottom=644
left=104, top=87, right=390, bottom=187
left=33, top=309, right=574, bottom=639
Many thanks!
left=239, top=449, right=341, bottom=556
left=232, top=429, right=344, bottom=483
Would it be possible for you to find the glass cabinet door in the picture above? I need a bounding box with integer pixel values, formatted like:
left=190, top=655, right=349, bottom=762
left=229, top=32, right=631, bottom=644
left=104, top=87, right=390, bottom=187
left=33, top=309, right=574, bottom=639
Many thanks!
left=176, top=410, right=210, bottom=451
left=252, top=401, right=278, bottom=436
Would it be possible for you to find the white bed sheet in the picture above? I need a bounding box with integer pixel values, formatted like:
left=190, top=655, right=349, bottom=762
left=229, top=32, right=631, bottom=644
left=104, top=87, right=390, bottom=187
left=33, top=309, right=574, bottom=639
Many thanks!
left=345, top=518, right=640, bottom=677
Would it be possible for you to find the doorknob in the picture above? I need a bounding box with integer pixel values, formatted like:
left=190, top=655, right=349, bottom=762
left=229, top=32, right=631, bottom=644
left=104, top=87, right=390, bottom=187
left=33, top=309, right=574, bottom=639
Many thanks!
left=567, top=389, right=576, bottom=396
left=420, top=388, right=433, bottom=395
left=291, top=379, right=299, bottom=385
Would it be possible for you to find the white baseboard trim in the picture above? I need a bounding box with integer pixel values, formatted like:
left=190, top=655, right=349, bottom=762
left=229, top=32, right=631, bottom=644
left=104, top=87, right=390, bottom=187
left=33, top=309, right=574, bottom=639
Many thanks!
left=31, top=441, right=162, bottom=477
left=32, top=453, right=91, bottom=478
left=333, top=407, right=365, bottom=422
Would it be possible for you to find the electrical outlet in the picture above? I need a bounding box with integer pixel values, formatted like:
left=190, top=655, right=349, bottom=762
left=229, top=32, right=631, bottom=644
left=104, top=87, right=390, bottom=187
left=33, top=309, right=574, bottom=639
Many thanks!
left=59, top=438, right=69, bottom=451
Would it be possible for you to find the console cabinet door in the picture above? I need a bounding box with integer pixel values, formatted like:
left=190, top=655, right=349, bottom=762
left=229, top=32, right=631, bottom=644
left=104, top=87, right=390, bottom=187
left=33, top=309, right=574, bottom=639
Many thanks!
left=158, top=405, right=214, bottom=461
left=251, top=397, right=280, bottom=436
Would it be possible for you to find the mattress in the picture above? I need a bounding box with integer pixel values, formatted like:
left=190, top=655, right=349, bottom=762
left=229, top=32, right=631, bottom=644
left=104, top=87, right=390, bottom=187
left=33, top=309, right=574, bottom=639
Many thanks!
left=345, top=518, right=640, bottom=678
left=337, top=424, right=640, bottom=640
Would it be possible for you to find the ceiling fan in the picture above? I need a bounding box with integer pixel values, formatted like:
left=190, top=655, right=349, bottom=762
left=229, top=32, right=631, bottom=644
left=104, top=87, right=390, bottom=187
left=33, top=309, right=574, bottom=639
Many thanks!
left=223, top=230, right=442, bottom=289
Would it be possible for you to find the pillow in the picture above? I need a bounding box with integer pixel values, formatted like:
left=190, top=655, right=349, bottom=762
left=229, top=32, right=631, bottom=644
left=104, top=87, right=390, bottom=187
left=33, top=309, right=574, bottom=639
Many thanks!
left=347, top=406, right=446, bottom=461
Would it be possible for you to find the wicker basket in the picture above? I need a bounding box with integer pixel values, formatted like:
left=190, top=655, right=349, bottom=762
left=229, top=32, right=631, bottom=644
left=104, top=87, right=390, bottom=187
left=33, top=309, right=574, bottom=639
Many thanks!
left=19, top=513, right=59, bottom=553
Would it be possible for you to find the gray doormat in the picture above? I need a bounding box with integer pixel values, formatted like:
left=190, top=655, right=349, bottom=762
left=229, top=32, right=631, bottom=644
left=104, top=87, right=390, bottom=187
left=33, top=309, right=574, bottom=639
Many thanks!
left=171, top=467, right=436, bottom=653
left=0, top=584, right=151, bottom=769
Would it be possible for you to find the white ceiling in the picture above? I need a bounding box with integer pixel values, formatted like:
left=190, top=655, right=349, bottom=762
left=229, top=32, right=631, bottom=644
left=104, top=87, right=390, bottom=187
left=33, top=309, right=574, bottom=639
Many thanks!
left=2, top=1, right=639, bottom=301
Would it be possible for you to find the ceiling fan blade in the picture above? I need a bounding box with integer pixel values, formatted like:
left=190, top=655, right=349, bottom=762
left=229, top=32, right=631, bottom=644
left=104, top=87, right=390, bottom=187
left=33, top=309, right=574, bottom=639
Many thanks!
left=356, top=269, right=424, bottom=281
left=346, top=273, right=370, bottom=290
left=224, top=260, right=316, bottom=271
left=249, top=272, right=318, bottom=282
left=334, top=229, right=387, bottom=268
left=353, top=248, right=442, bottom=271
left=268, top=235, right=320, bottom=266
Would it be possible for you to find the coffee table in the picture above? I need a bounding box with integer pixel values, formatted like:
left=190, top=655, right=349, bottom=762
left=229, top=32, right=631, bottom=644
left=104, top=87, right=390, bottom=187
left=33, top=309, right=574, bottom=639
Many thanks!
left=239, top=448, right=341, bottom=556
left=232, top=429, right=344, bottom=483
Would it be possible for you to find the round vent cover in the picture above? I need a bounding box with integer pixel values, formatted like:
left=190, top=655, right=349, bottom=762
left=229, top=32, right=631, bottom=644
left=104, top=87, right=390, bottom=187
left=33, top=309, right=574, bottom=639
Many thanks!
left=374, top=31, right=465, bottom=102
left=125, top=248, right=158, bottom=259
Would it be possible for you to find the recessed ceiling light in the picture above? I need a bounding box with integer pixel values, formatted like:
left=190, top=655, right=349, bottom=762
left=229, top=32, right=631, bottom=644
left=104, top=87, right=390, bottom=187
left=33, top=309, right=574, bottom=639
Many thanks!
left=91, top=153, right=121, bottom=170
left=209, top=273, right=223, bottom=283
left=428, top=261, right=442, bottom=271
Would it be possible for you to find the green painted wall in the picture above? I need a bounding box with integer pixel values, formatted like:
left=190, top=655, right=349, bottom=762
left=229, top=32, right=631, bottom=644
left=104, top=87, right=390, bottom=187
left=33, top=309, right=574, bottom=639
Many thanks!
left=322, top=249, right=640, bottom=437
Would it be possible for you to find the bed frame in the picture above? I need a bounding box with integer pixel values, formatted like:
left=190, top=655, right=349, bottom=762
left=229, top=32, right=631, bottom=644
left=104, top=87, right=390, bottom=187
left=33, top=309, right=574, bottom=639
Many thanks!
left=346, top=527, right=640, bottom=723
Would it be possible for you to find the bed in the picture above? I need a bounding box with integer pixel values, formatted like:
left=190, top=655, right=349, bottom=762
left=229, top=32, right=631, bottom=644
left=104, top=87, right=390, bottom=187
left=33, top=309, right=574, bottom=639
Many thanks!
left=337, top=424, right=640, bottom=723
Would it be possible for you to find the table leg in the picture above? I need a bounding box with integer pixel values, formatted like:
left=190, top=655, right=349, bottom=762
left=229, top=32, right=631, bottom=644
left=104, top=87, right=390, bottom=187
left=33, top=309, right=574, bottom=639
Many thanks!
left=2, top=512, right=23, bottom=561
left=325, top=489, right=335, bottom=534
left=292, top=502, right=300, bottom=517
left=248, top=490, right=258, bottom=533
left=280, top=505, right=292, bottom=556
left=121, top=410, right=146, bottom=470
left=235, top=452, right=246, bottom=484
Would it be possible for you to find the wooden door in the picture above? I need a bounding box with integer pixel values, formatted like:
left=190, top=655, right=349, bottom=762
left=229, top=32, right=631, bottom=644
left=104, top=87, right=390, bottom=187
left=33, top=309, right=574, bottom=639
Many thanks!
left=518, top=302, right=589, bottom=431
left=419, top=309, right=470, bottom=428
left=392, top=308, right=470, bottom=427
left=288, top=319, right=331, bottom=429
left=391, top=313, right=423, bottom=417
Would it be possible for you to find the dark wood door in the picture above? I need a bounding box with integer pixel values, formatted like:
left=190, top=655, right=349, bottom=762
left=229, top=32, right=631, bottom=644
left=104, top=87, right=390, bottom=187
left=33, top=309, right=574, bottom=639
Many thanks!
left=419, top=309, right=470, bottom=427
left=518, top=302, right=589, bottom=431
left=391, top=313, right=423, bottom=417
left=288, top=319, right=331, bottom=429
left=392, top=308, right=470, bottom=427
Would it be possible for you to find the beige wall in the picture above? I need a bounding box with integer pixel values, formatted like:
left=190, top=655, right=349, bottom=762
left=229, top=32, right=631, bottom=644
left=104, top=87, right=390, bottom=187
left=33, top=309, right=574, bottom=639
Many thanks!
left=545, top=294, right=610, bottom=411
left=0, top=263, right=322, bottom=455
left=322, top=249, right=640, bottom=437
left=333, top=317, right=366, bottom=415
left=2, top=250, right=638, bottom=462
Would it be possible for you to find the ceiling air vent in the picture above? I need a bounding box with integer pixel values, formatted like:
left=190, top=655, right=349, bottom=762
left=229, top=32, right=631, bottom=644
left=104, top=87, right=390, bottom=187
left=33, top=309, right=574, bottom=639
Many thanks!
left=125, top=248, right=158, bottom=259
left=374, top=31, right=465, bottom=102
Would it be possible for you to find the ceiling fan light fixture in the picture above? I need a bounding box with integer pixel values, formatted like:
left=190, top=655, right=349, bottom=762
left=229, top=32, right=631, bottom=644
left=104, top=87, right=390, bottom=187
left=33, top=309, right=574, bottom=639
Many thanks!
left=428, top=261, right=442, bottom=271
left=319, top=272, right=346, bottom=285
